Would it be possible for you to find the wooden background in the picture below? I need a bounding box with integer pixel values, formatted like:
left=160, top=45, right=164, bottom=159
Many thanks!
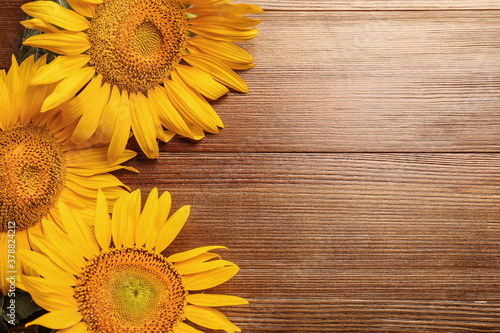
left=2, top=0, right=500, bottom=331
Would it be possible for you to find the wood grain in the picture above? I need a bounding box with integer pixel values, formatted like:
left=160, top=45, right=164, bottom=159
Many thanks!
left=4, top=7, right=500, bottom=153
left=235, top=0, right=500, bottom=11
left=161, top=10, right=500, bottom=153
left=2, top=0, right=500, bottom=332
left=116, top=153, right=500, bottom=332
left=0, top=1, right=26, bottom=68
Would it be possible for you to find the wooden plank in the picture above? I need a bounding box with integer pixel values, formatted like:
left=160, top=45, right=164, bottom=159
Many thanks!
left=3, top=8, right=500, bottom=153
left=115, top=153, right=500, bottom=331
left=163, top=10, right=500, bottom=153
left=1, top=1, right=500, bottom=333
left=235, top=0, right=500, bottom=11
left=0, top=1, right=26, bottom=68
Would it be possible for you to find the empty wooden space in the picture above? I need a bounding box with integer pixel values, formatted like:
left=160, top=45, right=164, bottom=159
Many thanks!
left=2, top=0, right=500, bottom=332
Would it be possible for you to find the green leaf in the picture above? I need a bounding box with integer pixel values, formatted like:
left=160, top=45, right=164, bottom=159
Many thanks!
left=15, top=290, right=42, bottom=320
left=1, top=290, right=42, bottom=326
left=0, top=319, right=8, bottom=333
left=0, top=294, right=7, bottom=333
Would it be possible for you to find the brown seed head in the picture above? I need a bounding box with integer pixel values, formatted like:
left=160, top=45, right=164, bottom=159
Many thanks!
left=0, top=124, right=66, bottom=232
left=87, top=0, right=189, bottom=93
left=75, top=247, right=188, bottom=332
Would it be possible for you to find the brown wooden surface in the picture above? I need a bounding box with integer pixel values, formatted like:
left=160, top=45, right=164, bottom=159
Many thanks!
left=237, top=1, right=500, bottom=11
left=3, top=1, right=500, bottom=332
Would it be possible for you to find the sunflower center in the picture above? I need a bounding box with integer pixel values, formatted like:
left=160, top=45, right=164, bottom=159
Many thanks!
left=132, top=21, right=162, bottom=57
left=75, top=247, right=187, bottom=332
left=87, top=0, right=189, bottom=93
left=0, top=124, right=66, bottom=232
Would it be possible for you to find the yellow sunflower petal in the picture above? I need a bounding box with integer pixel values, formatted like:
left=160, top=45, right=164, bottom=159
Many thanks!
left=66, top=147, right=136, bottom=169
left=184, top=305, right=241, bottom=333
left=28, top=233, right=81, bottom=276
left=21, top=1, right=90, bottom=31
left=183, top=0, right=231, bottom=5
left=186, top=294, right=249, bottom=307
left=31, top=54, right=90, bottom=85
left=0, top=233, right=11, bottom=295
left=40, top=218, right=71, bottom=246
left=95, top=189, right=112, bottom=250
left=158, top=128, right=175, bottom=144
left=163, top=80, right=216, bottom=133
left=130, top=92, right=159, bottom=159
left=189, top=3, right=263, bottom=16
left=145, top=190, right=171, bottom=251
left=65, top=0, right=98, bottom=18
left=95, top=86, right=121, bottom=142
left=45, top=112, right=73, bottom=138
left=72, top=80, right=111, bottom=144
left=67, top=165, right=138, bottom=177
left=64, top=182, right=113, bottom=200
left=144, top=94, right=175, bottom=143
left=98, top=186, right=130, bottom=201
left=111, top=190, right=140, bottom=248
left=168, top=246, right=227, bottom=263
left=174, top=252, right=220, bottom=272
left=79, top=0, right=104, bottom=4
left=111, top=193, right=127, bottom=247
left=123, top=190, right=141, bottom=247
left=61, top=73, right=102, bottom=120
left=187, top=36, right=253, bottom=64
left=21, top=275, right=78, bottom=311
left=23, top=31, right=90, bottom=56
left=57, top=194, right=96, bottom=219
left=155, top=190, right=172, bottom=227
left=20, top=56, right=57, bottom=123
left=174, top=70, right=224, bottom=127
left=183, top=53, right=248, bottom=93
left=106, top=89, right=132, bottom=163
left=0, top=72, right=11, bottom=130
left=16, top=230, right=38, bottom=277
left=154, top=205, right=190, bottom=253
left=164, top=73, right=222, bottom=133
left=173, top=322, right=204, bottom=333
left=58, top=188, right=85, bottom=209
left=20, top=274, right=74, bottom=296
left=57, top=322, right=89, bottom=333
left=182, top=265, right=239, bottom=291
left=58, top=201, right=100, bottom=260
left=191, top=14, right=262, bottom=29
left=187, top=44, right=255, bottom=70
left=38, top=219, right=88, bottom=269
left=176, top=65, right=229, bottom=100
left=5, top=55, right=21, bottom=128
left=220, top=60, right=255, bottom=71
left=21, top=18, right=60, bottom=34
left=41, top=66, right=95, bottom=112
left=148, top=87, right=193, bottom=138
left=227, top=3, right=264, bottom=14
left=189, top=24, right=259, bottom=42
left=135, top=188, right=159, bottom=247
left=26, top=310, right=83, bottom=329
left=17, top=250, right=76, bottom=286
left=175, top=259, right=235, bottom=275
left=18, top=54, right=34, bottom=91
left=66, top=172, right=128, bottom=191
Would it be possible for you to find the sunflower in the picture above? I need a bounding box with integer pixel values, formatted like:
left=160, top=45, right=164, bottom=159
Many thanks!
left=18, top=188, right=247, bottom=332
left=20, top=0, right=262, bottom=161
left=0, top=55, right=137, bottom=296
